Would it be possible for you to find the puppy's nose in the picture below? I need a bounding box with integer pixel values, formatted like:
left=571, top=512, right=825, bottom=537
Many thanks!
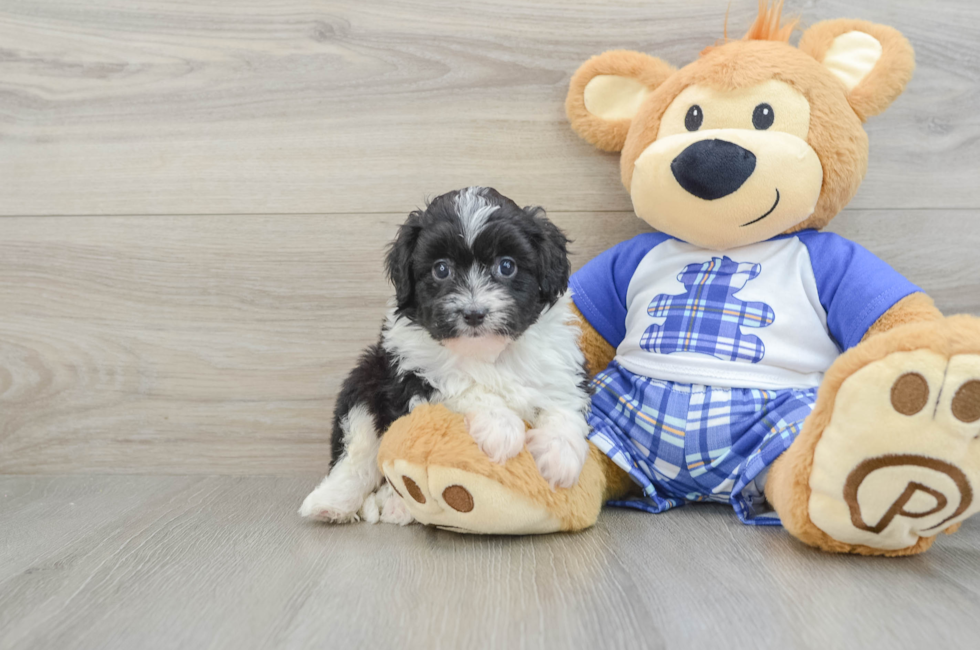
left=462, top=307, right=488, bottom=327
left=671, top=139, right=756, bottom=200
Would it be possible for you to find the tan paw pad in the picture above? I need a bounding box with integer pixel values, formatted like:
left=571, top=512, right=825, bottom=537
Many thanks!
left=401, top=476, right=426, bottom=504
left=441, top=485, right=474, bottom=513
left=808, top=351, right=980, bottom=550
left=381, top=460, right=561, bottom=535
left=952, top=381, right=980, bottom=423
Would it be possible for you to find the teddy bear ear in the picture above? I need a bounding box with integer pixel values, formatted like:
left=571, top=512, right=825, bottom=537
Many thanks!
left=566, top=50, right=675, bottom=152
left=798, top=19, right=915, bottom=120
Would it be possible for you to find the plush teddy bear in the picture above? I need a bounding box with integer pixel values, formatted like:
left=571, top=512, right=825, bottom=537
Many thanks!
left=377, top=1, right=980, bottom=556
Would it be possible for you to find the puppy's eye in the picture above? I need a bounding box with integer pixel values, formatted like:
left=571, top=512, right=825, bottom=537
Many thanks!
left=432, top=260, right=452, bottom=281
left=685, top=105, right=703, bottom=132
left=495, top=257, right=517, bottom=278
left=752, top=103, right=774, bottom=130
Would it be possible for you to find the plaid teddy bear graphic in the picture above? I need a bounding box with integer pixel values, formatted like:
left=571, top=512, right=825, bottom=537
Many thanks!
left=640, top=256, right=775, bottom=363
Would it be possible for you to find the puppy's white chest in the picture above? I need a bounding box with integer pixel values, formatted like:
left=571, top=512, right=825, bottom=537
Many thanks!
left=435, top=366, right=536, bottom=421
left=383, top=295, right=586, bottom=422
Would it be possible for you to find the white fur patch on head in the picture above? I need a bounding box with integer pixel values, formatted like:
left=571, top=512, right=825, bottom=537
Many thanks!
left=454, top=186, right=499, bottom=246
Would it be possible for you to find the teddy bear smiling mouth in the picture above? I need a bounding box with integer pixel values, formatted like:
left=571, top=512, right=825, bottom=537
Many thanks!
left=740, top=189, right=781, bottom=227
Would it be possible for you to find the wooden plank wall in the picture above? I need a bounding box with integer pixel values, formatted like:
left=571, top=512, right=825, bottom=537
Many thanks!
left=1, top=0, right=979, bottom=475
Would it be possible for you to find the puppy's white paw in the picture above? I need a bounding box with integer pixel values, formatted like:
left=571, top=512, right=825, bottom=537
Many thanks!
left=299, top=465, right=377, bottom=524
left=353, top=483, right=415, bottom=526
left=379, top=484, right=415, bottom=526
left=526, top=426, right=589, bottom=489
left=298, top=484, right=361, bottom=523
left=465, top=409, right=526, bottom=464
left=358, top=491, right=381, bottom=524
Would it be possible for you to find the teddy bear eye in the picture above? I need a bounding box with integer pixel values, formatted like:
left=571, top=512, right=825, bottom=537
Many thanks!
left=752, top=103, right=774, bottom=130
left=685, top=105, right=703, bottom=132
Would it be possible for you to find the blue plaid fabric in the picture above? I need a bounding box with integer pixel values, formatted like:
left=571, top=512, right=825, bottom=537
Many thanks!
left=640, top=256, right=775, bottom=364
left=587, top=360, right=817, bottom=525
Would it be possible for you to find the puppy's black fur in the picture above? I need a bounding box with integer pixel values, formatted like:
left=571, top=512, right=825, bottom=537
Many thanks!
left=329, top=187, right=571, bottom=469
left=329, top=341, right=433, bottom=469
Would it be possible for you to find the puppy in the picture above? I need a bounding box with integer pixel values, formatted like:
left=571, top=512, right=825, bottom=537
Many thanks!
left=299, top=187, right=591, bottom=525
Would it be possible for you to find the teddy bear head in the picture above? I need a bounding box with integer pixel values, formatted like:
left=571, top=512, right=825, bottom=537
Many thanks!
left=566, top=1, right=915, bottom=250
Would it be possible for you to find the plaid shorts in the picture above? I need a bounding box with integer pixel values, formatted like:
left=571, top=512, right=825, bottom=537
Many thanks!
left=587, top=361, right=818, bottom=526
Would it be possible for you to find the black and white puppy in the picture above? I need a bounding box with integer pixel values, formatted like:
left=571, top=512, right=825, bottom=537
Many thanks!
left=299, top=187, right=591, bottom=525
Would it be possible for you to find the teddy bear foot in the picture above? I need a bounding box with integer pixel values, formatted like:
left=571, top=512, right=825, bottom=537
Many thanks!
left=376, top=403, right=617, bottom=535
left=382, top=459, right=563, bottom=534
left=770, top=316, right=980, bottom=555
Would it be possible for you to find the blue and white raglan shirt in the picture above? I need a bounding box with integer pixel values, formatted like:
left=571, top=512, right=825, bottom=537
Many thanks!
left=570, top=230, right=921, bottom=390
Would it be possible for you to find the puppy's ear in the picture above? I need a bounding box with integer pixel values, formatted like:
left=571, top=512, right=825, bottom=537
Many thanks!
left=385, top=210, right=424, bottom=310
left=798, top=20, right=914, bottom=120
left=566, top=50, right=675, bottom=152
left=526, top=207, right=570, bottom=306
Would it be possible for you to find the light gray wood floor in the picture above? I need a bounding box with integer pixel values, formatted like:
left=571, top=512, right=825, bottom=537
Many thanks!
left=3, top=475, right=980, bottom=650
left=2, top=1, right=980, bottom=648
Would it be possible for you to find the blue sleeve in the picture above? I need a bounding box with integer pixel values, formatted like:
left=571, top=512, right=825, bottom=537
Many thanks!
left=797, top=230, right=922, bottom=351
left=569, top=232, right=672, bottom=347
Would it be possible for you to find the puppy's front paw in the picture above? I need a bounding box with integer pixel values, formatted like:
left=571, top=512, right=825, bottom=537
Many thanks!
left=361, top=481, right=415, bottom=526
left=379, top=486, right=415, bottom=526
left=526, top=427, right=589, bottom=489
left=298, top=486, right=361, bottom=523
left=358, top=490, right=382, bottom=524
left=465, top=409, right=526, bottom=464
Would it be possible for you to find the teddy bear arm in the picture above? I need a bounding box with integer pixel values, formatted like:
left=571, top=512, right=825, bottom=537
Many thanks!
left=861, top=292, right=943, bottom=341
left=570, top=303, right=617, bottom=377
left=568, top=303, right=636, bottom=501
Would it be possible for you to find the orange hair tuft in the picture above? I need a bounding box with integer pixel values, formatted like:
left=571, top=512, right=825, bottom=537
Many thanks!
left=743, top=0, right=799, bottom=42
left=704, top=0, right=798, bottom=56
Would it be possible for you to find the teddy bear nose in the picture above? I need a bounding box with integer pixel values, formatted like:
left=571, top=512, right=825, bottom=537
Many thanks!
left=671, top=139, right=757, bottom=200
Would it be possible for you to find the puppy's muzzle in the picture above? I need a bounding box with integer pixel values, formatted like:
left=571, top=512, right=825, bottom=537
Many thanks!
left=671, top=138, right=757, bottom=200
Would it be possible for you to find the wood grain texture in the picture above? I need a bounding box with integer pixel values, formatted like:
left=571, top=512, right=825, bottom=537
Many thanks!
left=1, top=210, right=977, bottom=475
left=0, top=210, right=647, bottom=474
left=1, top=0, right=979, bottom=216
left=1, top=475, right=979, bottom=650
left=2, top=2, right=980, bottom=647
